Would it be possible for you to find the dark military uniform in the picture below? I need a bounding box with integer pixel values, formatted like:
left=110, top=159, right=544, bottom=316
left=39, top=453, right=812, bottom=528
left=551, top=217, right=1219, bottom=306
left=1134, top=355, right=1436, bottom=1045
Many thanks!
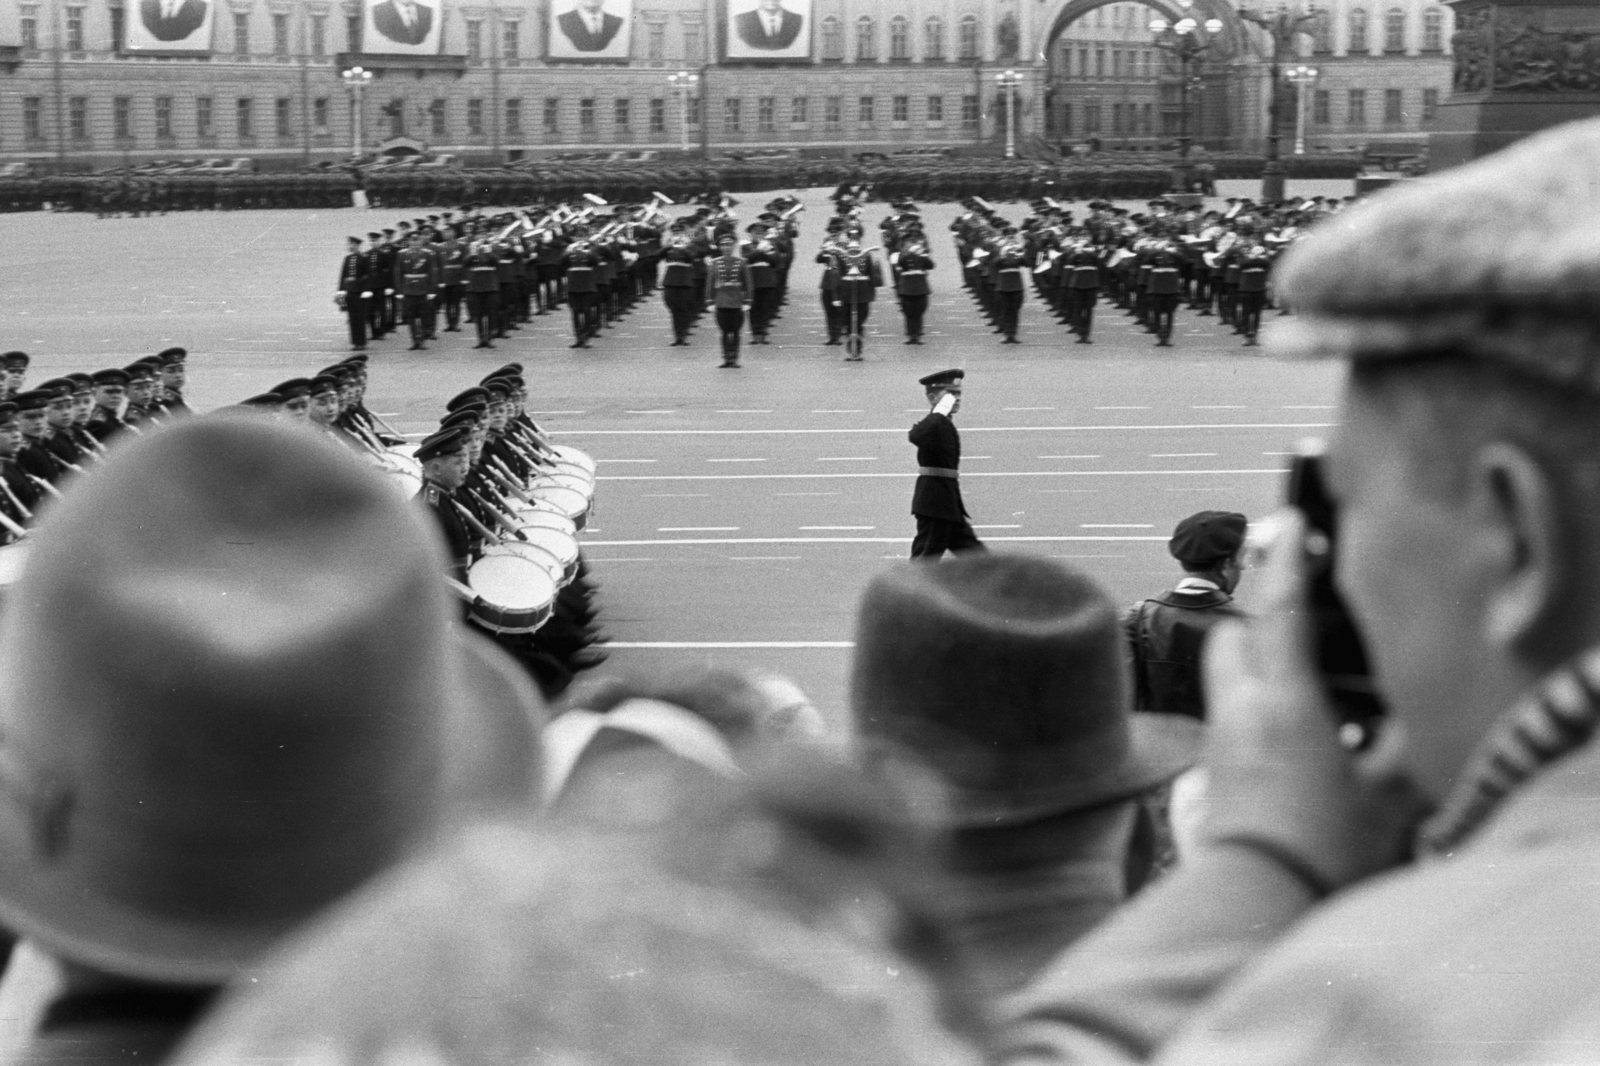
left=909, top=370, right=983, bottom=560
left=337, top=239, right=370, bottom=350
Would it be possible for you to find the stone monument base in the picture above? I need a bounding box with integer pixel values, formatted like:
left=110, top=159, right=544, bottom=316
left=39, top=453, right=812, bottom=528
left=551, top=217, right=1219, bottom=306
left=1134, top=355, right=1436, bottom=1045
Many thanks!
left=1432, top=94, right=1600, bottom=170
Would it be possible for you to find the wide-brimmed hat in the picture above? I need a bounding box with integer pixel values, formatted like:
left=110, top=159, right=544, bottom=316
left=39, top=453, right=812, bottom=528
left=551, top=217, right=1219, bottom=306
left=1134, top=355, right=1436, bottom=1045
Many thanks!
left=0, top=417, right=546, bottom=985
left=849, top=554, right=1201, bottom=827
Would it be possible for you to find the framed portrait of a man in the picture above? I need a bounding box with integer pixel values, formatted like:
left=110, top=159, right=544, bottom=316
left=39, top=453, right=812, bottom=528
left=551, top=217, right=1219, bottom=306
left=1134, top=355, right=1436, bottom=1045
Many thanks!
left=125, top=0, right=215, bottom=53
left=363, top=0, right=441, bottom=55
left=548, top=0, right=633, bottom=61
left=724, top=0, right=810, bottom=60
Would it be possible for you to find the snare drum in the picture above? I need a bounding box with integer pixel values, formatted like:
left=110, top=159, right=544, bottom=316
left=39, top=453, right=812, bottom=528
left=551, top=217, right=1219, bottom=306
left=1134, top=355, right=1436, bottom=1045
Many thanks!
left=465, top=550, right=557, bottom=634
left=550, top=444, right=596, bottom=475
left=533, top=472, right=592, bottom=498
left=533, top=461, right=594, bottom=487
left=514, top=508, right=578, bottom=538
left=0, top=541, right=30, bottom=591
left=527, top=483, right=590, bottom=529
left=518, top=525, right=579, bottom=584
left=495, top=538, right=565, bottom=585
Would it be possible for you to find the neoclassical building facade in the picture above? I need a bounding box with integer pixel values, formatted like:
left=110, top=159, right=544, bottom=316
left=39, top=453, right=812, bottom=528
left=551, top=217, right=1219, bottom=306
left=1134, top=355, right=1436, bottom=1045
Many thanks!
left=0, top=0, right=1451, bottom=168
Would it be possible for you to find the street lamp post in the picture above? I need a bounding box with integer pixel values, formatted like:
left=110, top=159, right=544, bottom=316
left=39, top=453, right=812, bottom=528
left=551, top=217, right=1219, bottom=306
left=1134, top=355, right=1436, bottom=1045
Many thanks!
left=341, top=65, right=373, bottom=161
left=1238, top=5, right=1318, bottom=203
left=1286, top=64, right=1319, bottom=156
left=1148, top=3, right=1223, bottom=194
left=995, top=69, right=1023, bottom=159
left=668, top=71, right=699, bottom=156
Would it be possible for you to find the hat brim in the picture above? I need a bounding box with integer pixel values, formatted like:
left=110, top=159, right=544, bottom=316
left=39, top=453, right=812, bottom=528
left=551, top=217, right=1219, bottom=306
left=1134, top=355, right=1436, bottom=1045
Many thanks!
left=0, top=627, right=544, bottom=986
left=940, top=713, right=1203, bottom=828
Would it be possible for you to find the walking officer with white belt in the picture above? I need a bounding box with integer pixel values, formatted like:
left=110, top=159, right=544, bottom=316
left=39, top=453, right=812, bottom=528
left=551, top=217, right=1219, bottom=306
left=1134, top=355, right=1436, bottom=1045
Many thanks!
left=909, top=368, right=985, bottom=560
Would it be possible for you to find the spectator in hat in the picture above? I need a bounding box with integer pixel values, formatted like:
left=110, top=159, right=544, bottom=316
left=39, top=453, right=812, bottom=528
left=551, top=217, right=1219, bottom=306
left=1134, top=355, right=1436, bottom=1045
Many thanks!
left=850, top=554, right=1200, bottom=1002
left=993, top=114, right=1600, bottom=1066
left=0, top=417, right=545, bottom=1063
left=1124, top=510, right=1249, bottom=721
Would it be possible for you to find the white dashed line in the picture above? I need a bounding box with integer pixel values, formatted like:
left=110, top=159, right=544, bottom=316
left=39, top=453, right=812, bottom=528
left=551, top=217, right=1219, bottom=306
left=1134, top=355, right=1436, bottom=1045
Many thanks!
left=773, top=491, right=841, bottom=496
left=705, top=458, right=768, bottom=463
left=626, top=409, right=676, bottom=415
left=583, top=535, right=1169, bottom=546
left=597, top=459, right=657, bottom=464
left=529, top=410, right=587, bottom=415
left=716, top=409, right=774, bottom=413
left=1081, top=524, right=1155, bottom=529
left=1282, top=405, right=1337, bottom=410
left=589, top=557, right=655, bottom=562
left=643, top=493, right=710, bottom=498
left=1150, top=452, right=1219, bottom=458
left=1038, top=455, right=1101, bottom=460
left=800, top=525, right=876, bottom=531
left=811, top=409, right=864, bottom=414
left=1004, top=407, right=1056, bottom=411
left=973, top=524, right=1022, bottom=529
left=604, top=641, right=854, bottom=649
left=1095, top=406, right=1152, bottom=410
left=966, top=455, right=993, bottom=460
left=1191, top=405, right=1247, bottom=410
left=729, top=556, right=802, bottom=561
left=1262, top=451, right=1296, bottom=456
left=817, top=457, right=878, bottom=462
left=658, top=526, right=741, bottom=532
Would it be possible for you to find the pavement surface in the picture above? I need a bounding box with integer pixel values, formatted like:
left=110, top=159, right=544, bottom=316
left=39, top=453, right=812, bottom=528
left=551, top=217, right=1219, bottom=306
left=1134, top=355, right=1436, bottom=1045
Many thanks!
left=4, top=177, right=1348, bottom=727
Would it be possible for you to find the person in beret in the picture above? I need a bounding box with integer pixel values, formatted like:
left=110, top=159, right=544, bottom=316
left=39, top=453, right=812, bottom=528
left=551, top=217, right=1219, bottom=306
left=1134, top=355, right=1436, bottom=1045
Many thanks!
left=909, top=369, right=983, bottom=560
left=1123, top=510, right=1249, bottom=721
left=415, top=426, right=475, bottom=581
left=87, top=368, right=136, bottom=444
left=850, top=554, right=1201, bottom=1002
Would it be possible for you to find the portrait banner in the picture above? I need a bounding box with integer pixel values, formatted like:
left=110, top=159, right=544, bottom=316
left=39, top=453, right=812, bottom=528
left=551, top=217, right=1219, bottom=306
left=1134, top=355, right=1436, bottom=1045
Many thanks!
left=363, top=0, right=441, bottom=56
left=126, top=0, right=215, bottom=53
left=724, top=0, right=811, bottom=60
left=548, top=0, right=633, bottom=61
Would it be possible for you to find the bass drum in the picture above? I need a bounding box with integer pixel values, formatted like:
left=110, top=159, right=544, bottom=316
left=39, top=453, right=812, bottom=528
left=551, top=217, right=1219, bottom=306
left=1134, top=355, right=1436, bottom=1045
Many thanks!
left=527, top=483, right=590, bottom=530
left=518, top=525, right=579, bottom=584
left=465, top=549, right=557, bottom=634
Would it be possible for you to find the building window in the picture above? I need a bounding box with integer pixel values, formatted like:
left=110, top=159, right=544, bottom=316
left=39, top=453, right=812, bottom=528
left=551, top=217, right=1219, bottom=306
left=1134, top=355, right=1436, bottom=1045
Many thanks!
left=1348, top=88, right=1366, bottom=125
left=1348, top=8, right=1368, bottom=52
left=824, top=95, right=842, bottom=127
left=1078, top=47, right=1088, bottom=78
left=684, top=24, right=703, bottom=63
left=313, top=97, right=328, bottom=130
left=724, top=97, right=741, bottom=132
left=927, top=94, right=943, bottom=123
left=273, top=13, right=288, bottom=54
left=889, top=15, right=908, bottom=60
left=1112, top=49, right=1121, bottom=78
left=1422, top=87, right=1439, bottom=121
left=649, top=97, right=665, bottom=132
left=924, top=17, right=943, bottom=60
left=858, top=95, right=874, bottom=124
left=1313, top=88, right=1330, bottom=124
left=579, top=98, right=596, bottom=130
left=505, top=98, right=522, bottom=136
left=892, top=95, right=909, bottom=123
left=466, top=98, right=484, bottom=135
left=961, top=93, right=978, bottom=128
left=502, top=21, right=518, bottom=60
left=237, top=97, right=254, bottom=139
left=1095, top=49, right=1105, bottom=77
left=958, top=15, right=978, bottom=60
left=1112, top=101, right=1123, bottom=134
left=383, top=97, right=403, bottom=136
left=1384, top=7, right=1405, bottom=52
left=1384, top=87, right=1403, bottom=123
left=686, top=95, right=701, bottom=126
left=757, top=96, right=774, bottom=131
left=346, top=14, right=359, bottom=51
left=155, top=96, right=173, bottom=139
left=1142, top=102, right=1152, bottom=132
left=465, top=19, right=481, bottom=60
left=20, top=7, right=37, bottom=51
left=197, top=96, right=214, bottom=138
left=66, top=96, right=87, bottom=139
left=855, top=16, right=875, bottom=60
left=430, top=98, right=446, bottom=136
left=311, top=15, right=325, bottom=56
left=23, top=97, right=43, bottom=141
left=543, top=97, right=559, bottom=134
left=646, top=21, right=664, bottom=59
left=233, top=10, right=249, bottom=54
left=272, top=96, right=289, bottom=137
left=614, top=97, right=630, bottom=129
left=820, top=16, right=842, bottom=59
left=1084, top=102, right=1101, bottom=133
left=1060, top=103, right=1072, bottom=136
left=110, top=7, right=124, bottom=52
left=65, top=6, right=84, bottom=50
left=1422, top=7, right=1443, bottom=52
left=791, top=96, right=807, bottom=124
left=113, top=96, right=132, bottom=139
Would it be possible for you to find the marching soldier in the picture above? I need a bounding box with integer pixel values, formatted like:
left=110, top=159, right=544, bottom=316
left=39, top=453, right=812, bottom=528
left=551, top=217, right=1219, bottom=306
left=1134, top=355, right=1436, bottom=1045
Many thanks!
left=1066, top=249, right=1101, bottom=343
left=893, top=239, right=933, bottom=345
left=415, top=426, right=475, bottom=583
left=993, top=237, right=1028, bottom=344
left=745, top=223, right=781, bottom=345
left=0, top=402, right=40, bottom=534
left=395, top=231, right=439, bottom=351
left=706, top=233, right=753, bottom=369
left=438, top=230, right=467, bottom=333
left=660, top=234, right=701, bottom=346
left=833, top=238, right=883, bottom=362
left=1148, top=249, right=1183, bottom=348
left=86, top=368, right=136, bottom=444
left=337, top=235, right=370, bottom=350
left=465, top=238, right=501, bottom=350
left=122, top=360, right=162, bottom=427
left=153, top=347, right=191, bottom=417
left=564, top=240, right=600, bottom=349
left=909, top=368, right=983, bottom=561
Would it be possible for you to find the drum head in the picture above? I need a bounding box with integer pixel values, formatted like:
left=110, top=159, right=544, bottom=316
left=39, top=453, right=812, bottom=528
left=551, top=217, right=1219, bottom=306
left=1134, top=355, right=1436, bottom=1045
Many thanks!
left=520, top=526, right=578, bottom=568
left=492, top=541, right=563, bottom=584
left=514, top=509, right=577, bottom=537
left=527, top=485, right=589, bottom=522
left=470, top=552, right=556, bottom=610
left=535, top=473, right=591, bottom=496
left=551, top=444, right=595, bottom=472
left=0, top=542, right=31, bottom=588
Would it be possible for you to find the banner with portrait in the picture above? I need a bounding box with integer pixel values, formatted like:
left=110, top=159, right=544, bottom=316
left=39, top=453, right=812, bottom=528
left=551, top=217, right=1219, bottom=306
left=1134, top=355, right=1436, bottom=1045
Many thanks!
left=363, top=0, right=441, bottom=56
left=126, top=0, right=215, bottom=53
left=548, top=0, right=633, bottom=61
left=724, top=0, right=811, bottom=60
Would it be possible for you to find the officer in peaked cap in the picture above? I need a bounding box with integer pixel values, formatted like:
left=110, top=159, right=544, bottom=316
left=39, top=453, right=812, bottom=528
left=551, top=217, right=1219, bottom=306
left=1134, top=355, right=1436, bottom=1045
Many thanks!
left=415, top=426, right=475, bottom=582
left=86, top=368, right=134, bottom=444
left=0, top=352, right=29, bottom=402
left=908, top=369, right=983, bottom=560
left=153, top=348, right=191, bottom=417
left=271, top=378, right=313, bottom=422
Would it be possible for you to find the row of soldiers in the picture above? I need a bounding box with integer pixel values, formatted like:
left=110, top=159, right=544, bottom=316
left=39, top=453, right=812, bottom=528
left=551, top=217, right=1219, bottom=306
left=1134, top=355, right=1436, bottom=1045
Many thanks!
left=0, top=348, right=191, bottom=539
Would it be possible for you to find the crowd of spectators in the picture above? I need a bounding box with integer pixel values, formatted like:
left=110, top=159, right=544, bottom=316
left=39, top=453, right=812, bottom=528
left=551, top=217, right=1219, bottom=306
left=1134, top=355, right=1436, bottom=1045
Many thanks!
left=3, top=116, right=1600, bottom=1066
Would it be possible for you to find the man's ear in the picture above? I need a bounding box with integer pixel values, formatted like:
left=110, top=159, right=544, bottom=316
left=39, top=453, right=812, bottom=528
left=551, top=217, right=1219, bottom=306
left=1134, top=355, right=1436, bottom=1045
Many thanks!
left=1474, top=441, right=1565, bottom=654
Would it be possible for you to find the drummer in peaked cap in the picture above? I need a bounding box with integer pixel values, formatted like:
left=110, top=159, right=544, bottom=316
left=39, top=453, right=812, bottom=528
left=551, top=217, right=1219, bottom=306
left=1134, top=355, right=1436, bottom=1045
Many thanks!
left=153, top=347, right=191, bottom=417
left=122, top=360, right=162, bottom=428
left=12, top=389, right=65, bottom=486
left=909, top=369, right=984, bottom=561
left=87, top=368, right=135, bottom=444
left=272, top=378, right=313, bottom=422
left=416, top=426, right=475, bottom=582
left=1, top=351, right=29, bottom=402
left=0, top=403, right=34, bottom=538
left=36, top=378, right=90, bottom=473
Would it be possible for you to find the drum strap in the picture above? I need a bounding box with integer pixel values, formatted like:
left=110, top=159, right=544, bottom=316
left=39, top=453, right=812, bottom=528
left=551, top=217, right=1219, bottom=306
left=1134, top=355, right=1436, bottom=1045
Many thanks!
left=541, top=699, right=744, bottom=805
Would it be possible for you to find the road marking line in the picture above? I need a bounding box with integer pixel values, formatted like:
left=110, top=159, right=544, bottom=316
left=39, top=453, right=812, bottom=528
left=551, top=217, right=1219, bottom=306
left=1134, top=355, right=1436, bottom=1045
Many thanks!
left=817, top=457, right=877, bottom=462
left=800, top=525, right=876, bottom=531
left=973, top=524, right=1022, bottom=529
left=729, top=556, right=802, bottom=561
left=643, top=493, right=710, bottom=497
left=582, top=535, right=1169, bottom=546
left=626, top=409, right=676, bottom=415
left=811, top=409, right=863, bottom=413
left=966, top=455, right=993, bottom=460
left=1262, top=451, right=1295, bottom=456
left=1096, top=406, right=1151, bottom=410
left=1038, top=454, right=1101, bottom=459
left=1150, top=452, right=1219, bottom=458
left=600, top=468, right=1286, bottom=482
left=1004, top=406, right=1056, bottom=411
left=1282, top=405, right=1337, bottom=410
left=605, top=641, right=854, bottom=649
left=1191, top=405, right=1247, bottom=409
left=556, top=422, right=1336, bottom=437
left=373, top=412, right=399, bottom=417
left=716, top=409, right=774, bottom=413
left=706, top=458, right=767, bottom=463
left=773, top=491, right=841, bottom=496
left=597, top=459, right=657, bottom=464
left=530, top=410, right=587, bottom=415
left=1081, top=523, right=1155, bottom=529
left=657, top=526, right=741, bottom=532
left=588, top=557, right=655, bottom=562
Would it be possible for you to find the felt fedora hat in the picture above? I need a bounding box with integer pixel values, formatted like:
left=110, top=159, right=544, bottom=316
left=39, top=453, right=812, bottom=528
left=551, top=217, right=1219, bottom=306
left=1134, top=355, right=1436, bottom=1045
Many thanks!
left=849, top=554, right=1200, bottom=827
left=0, top=416, right=546, bottom=985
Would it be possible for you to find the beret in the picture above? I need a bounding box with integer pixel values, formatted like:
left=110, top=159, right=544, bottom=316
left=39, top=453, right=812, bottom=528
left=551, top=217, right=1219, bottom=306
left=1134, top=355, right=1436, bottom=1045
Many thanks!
left=92, top=369, right=130, bottom=387
left=918, top=368, right=964, bottom=388
left=1169, top=511, right=1248, bottom=567
left=415, top=426, right=468, bottom=464
left=1270, top=116, right=1600, bottom=392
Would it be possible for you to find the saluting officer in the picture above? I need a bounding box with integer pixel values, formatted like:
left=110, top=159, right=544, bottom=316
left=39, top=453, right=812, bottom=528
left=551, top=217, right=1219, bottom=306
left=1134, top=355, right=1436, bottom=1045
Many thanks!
left=908, top=368, right=984, bottom=560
